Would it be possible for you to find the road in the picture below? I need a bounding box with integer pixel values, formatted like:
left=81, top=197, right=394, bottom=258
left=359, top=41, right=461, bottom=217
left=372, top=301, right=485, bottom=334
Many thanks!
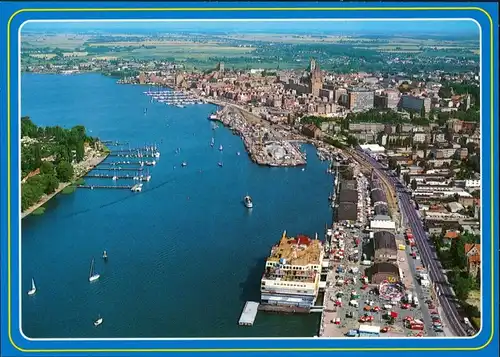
left=354, top=147, right=469, bottom=337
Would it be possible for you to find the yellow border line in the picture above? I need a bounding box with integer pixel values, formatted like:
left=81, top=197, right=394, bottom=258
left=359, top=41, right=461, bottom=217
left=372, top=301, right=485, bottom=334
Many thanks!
left=6, top=6, right=495, bottom=353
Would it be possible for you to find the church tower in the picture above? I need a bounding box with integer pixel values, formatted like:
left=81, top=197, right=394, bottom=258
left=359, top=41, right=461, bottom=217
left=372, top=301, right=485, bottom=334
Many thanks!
left=309, top=58, right=323, bottom=97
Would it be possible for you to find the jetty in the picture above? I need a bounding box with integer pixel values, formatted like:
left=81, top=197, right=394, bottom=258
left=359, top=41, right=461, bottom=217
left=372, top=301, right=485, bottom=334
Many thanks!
left=99, top=162, right=144, bottom=166
left=77, top=185, right=133, bottom=190
left=238, top=301, right=259, bottom=326
left=85, top=174, right=151, bottom=181
left=101, top=141, right=129, bottom=146
left=92, top=167, right=144, bottom=172
left=108, top=153, right=158, bottom=158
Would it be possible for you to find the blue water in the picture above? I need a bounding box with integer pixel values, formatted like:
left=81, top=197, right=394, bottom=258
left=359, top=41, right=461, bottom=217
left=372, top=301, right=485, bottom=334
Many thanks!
left=21, top=73, right=333, bottom=338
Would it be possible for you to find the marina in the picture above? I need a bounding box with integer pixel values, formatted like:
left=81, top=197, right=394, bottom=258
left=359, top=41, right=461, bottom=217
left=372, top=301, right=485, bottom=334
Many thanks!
left=144, top=88, right=205, bottom=107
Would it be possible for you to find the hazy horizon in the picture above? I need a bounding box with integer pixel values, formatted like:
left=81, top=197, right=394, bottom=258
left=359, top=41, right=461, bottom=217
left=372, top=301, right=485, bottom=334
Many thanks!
left=21, top=19, right=480, bottom=39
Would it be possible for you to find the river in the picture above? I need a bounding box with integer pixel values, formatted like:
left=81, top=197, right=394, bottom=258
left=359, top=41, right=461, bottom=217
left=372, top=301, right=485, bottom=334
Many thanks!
left=21, top=73, right=333, bottom=338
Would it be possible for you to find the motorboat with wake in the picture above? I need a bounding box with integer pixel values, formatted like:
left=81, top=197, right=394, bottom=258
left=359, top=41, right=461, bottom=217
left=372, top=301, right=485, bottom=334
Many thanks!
left=243, top=195, right=253, bottom=208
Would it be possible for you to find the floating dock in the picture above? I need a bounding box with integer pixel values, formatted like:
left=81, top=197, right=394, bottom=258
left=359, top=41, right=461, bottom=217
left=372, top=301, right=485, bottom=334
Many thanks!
left=238, top=301, right=259, bottom=326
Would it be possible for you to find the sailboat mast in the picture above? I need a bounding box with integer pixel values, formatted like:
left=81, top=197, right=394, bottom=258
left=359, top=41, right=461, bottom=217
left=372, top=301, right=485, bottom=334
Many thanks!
left=89, top=259, right=94, bottom=278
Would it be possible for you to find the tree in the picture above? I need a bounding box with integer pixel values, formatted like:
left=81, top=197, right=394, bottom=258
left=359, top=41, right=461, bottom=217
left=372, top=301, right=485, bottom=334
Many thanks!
left=43, top=174, right=59, bottom=194
left=454, top=275, right=474, bottom=301
left=56, top=161, right=74, bottom=182
left=410, top=179, right=418, bottom=191
left=39, top=161, right=54, bottom=175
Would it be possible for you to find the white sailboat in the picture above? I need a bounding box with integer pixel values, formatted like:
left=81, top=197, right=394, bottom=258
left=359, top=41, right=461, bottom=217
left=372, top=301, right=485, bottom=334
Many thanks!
left=88, top=258, right=100, bottom=282
left=27, top=278, right=37, bottom=296
left=219, top=144, right=223, bottom=151
left=93, top=314, right=103, bottom=326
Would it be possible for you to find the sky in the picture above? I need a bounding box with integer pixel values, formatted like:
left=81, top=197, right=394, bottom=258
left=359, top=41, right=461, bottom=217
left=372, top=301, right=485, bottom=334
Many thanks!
left=21, top=20, right=480, bottom=38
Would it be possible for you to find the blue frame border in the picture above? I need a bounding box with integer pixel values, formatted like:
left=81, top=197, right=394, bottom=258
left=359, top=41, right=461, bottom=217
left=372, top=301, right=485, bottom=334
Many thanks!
left=1, top=2, right=498, bottom=355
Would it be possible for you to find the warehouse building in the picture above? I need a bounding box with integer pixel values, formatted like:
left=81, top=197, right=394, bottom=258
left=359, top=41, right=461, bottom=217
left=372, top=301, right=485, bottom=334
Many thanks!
left=339, top=189, right=358, bottom=204
left=373, top=231, right=398, bottom=262
left=369, top=262, right=401, bottom=284
left=340, top=180, right=357, bottom=191
left=337, top=202, right=358, bottom=222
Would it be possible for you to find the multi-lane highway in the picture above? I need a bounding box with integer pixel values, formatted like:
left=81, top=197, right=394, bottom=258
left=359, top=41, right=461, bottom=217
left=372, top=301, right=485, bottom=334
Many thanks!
left=354, top=147, right=470, bottom=337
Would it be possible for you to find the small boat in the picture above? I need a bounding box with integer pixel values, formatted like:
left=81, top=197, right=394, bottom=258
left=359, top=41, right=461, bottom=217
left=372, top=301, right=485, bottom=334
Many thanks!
left=219, top=145, right=223, bottom=151
left=94, top=315, right=103, bottom=327
left=243, top=195, right=253, bottom=209
left=88, top=258, right=100, bottom=282
left=210, top=138, right=215, bottom=147
left=27, top=278, right=37, bottom=296
left=102, top=250, right=108, bottom=261
left=218, top=162, right=223, bottom=167
left=301, top=168, right=306, bottom=172
left=181, top=162, right=188, bottom=167
left=144, top=108, right=148, bottom=114
left=237, top=152, right=241, bottom=156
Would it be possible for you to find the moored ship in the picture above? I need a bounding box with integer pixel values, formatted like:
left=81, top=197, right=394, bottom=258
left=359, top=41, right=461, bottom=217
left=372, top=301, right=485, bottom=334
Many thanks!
left=259, top=231, right=324, bottom=313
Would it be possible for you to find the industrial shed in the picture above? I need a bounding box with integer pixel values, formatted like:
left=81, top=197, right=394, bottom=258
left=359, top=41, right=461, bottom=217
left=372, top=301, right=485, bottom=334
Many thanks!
left=337, top=202, right=358, bottom=222
left=340, top=180, right=357, bottom=191
left=371, top=180, right=384, bottom=191
left=374, top=203, right=389, bottom=216
left=371, top=189, right=387, bottom=205
left=369, top=262, right=401, bottom=284
left=339, top=189, right=358, bottom=204
left=373, top=231, right=398, bottom=262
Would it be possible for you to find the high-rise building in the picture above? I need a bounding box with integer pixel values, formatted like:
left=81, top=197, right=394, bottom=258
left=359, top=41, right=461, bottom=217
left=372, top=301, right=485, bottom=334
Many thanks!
left=348, top=88, right=375, bottom=111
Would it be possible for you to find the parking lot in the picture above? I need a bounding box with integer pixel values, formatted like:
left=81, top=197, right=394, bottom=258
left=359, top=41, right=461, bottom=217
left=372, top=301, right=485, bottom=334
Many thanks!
left=319, top=169, right=445, bottom=338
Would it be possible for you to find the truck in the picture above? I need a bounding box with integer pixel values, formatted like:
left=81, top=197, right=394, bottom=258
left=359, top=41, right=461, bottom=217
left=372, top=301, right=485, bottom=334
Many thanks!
left=406, top=292, right=413, bottom=303
left=412, top=296, right=419, bottom=307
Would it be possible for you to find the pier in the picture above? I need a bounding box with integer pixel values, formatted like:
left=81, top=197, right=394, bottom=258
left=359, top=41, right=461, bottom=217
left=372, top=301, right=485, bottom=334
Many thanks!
left=238, top=301, right=259, bottom=326
left=107, top=153, right=158, bottom=158
left=77, top=185, right=134, bottom=189
left=85, top=174, right=151, bottom=181
left=99, top=162, right=144, bottom=166
left=92, top=167, right=144, bottom=172
left=101, top=141, right=129, bottom=146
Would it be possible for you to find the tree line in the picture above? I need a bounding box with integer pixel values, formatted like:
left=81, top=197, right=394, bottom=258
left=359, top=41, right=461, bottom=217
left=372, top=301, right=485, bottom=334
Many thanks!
left=21, top=116, right=95, bottom=212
